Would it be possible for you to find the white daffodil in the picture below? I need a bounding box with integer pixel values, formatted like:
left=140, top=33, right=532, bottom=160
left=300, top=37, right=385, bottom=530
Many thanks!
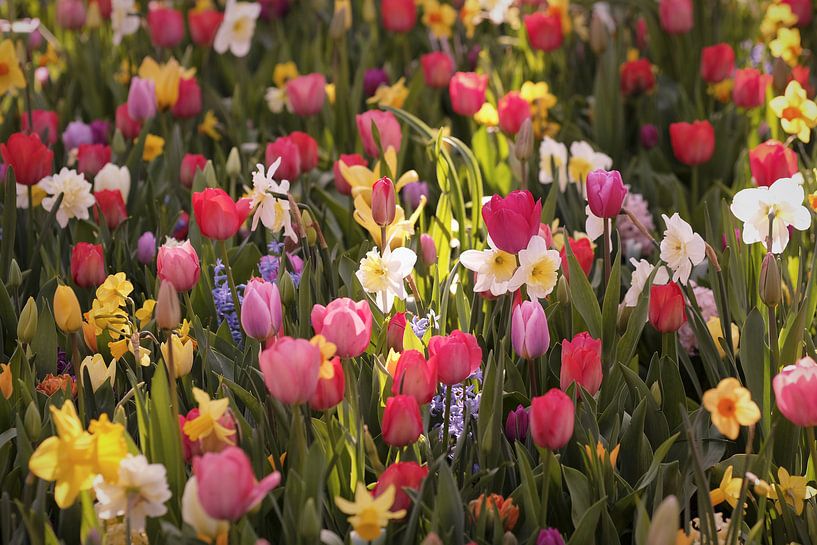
left=93, top=455, right=171, bottom=532
left=94, top=163, right=131, bottom=203
left=659, top=213, right=706, bottom=285
left=264, top=86, right=290, bottom=113
left=508, top=235, right=561, bottom=299
left=356, top=245, right=417, bottom=313
left=567, top=141, right=612, bottom=186
left=214, top=0, right=262, bottom=57
left=623, top=258, right=669, bottom=307
left=111, top=0, right=140, bottom=46
left=40, top=168, right=96, bottom=228
left=459, top=237, right=517, bottom=296
left=539, top=137, right=568, bottom=190
left=730, top=175, right=811, bottom=253
left=246, top=160, right=297, bottom=240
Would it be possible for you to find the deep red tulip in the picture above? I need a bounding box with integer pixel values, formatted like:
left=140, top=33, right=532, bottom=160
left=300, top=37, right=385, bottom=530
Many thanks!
left=0, top=132, right=53, bottom=186
left=289, top=131, right=319, bottom=172
left=524, top=12, right=563, bottom=52
left=265, top=137, right=302, bottom=181
left=77, top=144, right=111, bottom=179
left=429, top=330, right=482, bottom=385
left=21, top=110, right=59, bottom=145
left=700, top=44, right=734, bottom=84
left=559, top=237, right=594, bottom=281
left=70, top=242, right=106, bottom=288
left=180, top=154, right=208, bottom=189
left=381, top=0, right=417, bottom=32
left=382, top=395, right=423, bottom=447
left=373, top=462, right=428, bottom=512
left=188, top=8, right=224, bottom=47
left=669, top=121, right=715, bottom=165
left=172, top=78, right=202, bottom=119
left=620, top=59, right=655, bottom=96
left=649, top=281, right=687, bottom=333
left=749, top=140, right=798, bottom=187
left=94, top=189, right=128, bottom=230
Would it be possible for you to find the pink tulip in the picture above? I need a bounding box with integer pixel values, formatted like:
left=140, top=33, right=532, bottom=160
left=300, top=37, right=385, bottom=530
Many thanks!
left=381, top=0, right=417, bottom=32
left=309, top=357, right=345, bottom=410
left=449, top=72, right=488, bottom=116
left=371, top=177, right=396, bottom=227
left=193, top=446, right=281, bottom=521
left=511, top=301, right=550, bottom=360
left=429, top=330, right=482, bottom=385
left=382, top=395, right=423, bottom=447
left=127, top=77, right=157, bottom=121
left=241, top=278, right=282, bottom=341
left=157, top=240, right=201, bottom=292
left=392, top=350, right=437, bottom=404
left=559, top=332, right=602, bottom=396
left=421, top=52, right=455, bottom=88
left=310, top=298, right=373, bottom=358
left=497, top=91, right=531, bottom=135
left=147, top=5, right=185, bottom=48
left=530, top=389, right=574, bottom=450
left=259, top=337, right=321, bottom=404
left=180, top=154, right=208, bottom=188
left=586, top=169, right=627, bottom=219
left=773, top=357, right=817, bottom=427
left=659, top=0, right=693, bottom=34
left=56, top=0, right=86, bottom=29
left=265, top=136, right=302, bottom=182
left=481, top=190, right=542, bottom=254
left=286, top=74, right=327, bottom=116
left=356, top=110, right=402, bottom=157
left=524, top=12, right=563, bottom=52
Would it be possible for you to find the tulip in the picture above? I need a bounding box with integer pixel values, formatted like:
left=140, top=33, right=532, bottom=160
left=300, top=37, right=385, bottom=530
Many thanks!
left=381, top=0, right=417, bottom=32
left=94, top=163, right=130, bottom=202
left=70, top=243, right=106, bottom=288
left=54, top=285, right=83, bottom=333
left=524, top=12, right=563, bottom=52
left=420, top=234, right=437, bottom=266
left=77, top=144, right=111, bottom=179
left=559, top=237, right=594, bottom=281
left=188, top=8, right=224, bottom=47
left=700, top=44, right=734, bottom=84
left=157, top=240, right=201, bottom=292
left=373, top=462, right=428, bottom=512
left=265, top=137, right=302, bottom=181
left=147, top=5, right=185, bottom=48
left=659, top=0, right=693, bottom=34
left=421, top=52, right=455, bottom=88
left=372, top=177, right=397, bottom=227
left=649, top=281, right=687, bottom=333
left=241, top=278, right=282, bottom=341
left=80, top=354, right=116, bottom=392
left=482, top=190, right=542, bottom=254
left=429, top=330, right=482, bottom=385
left=749, top=140, right=798, bottom=187
left=286, top=74, right=327, bottom=116
left=62, top=121, right=94, bottom=150
left=89, top=120, right=110, bottom=144
left=586, top=169, right=627, bottom=218
left=536, top=529, right=566, bottom=545
left=94, top=189, right=128, bottom=230
left=181, top=477, right=229, bottom=542
left=127, top=77, right=158, bottom=121
left=530, top=388, right=574, bottom=450
left=193, top=446, right=281, bottom=521
left=309, top=356, right=345, bottom=410
left=560, top=332, right=602, bottom=396
left=259, top=337, right=321, bottom=404
left=310, top=298, right=373, bottom=358
left=620, top=59, right=655, bottom=96
left=382, top=394, right=423, bottom=447
left=115, top=104, right=142, bottom=140
left=180, top=154, right=208, bottom=189
left=784, top=0, right=813, bottom=26
left=669, top=121, right=715, bottom=165
left=391, top=350, right=437, bottom=404
left=640, top=124, right=659, bottom=149
left=773, top=356, right=817, bottom=427
left=156, top=280, right=182, bottom=331
left=363, top=68, right=390, bottom=97
left=192, top=188, right=251, bottom=241
left=635, top=17, right=648, bottom=49
left=260, top=0, right=291, bottom=19
left=173, top=211, right=190, bottom=240
left=333, top=153, right=367, bottom=195
left=172, top=78, right=203, bottom=119
left=511, top=300, right=550, bottom=360
left=387, top=312, right=406, bottom=352
left=0, top=132, right=53, bottom=186
left=733, top=68, right=769, bottom=109
left=17, top=297, right=38, bottom=344
left=403, top=181, right=429, bottom=210
left=760, top=252, right=782, bottom=307
left=21, top=110, right=59, bottom=145
left=504, top=405, right=529, bottom=443
left=161, top=334, right=195, bottom=377
left=289, top=131, right=319, bottom=172
left=356, top=110, right=403, bottom=156
left=56, top=0, right=86, bottom=29
left=137, top=232, right=156, bottom=265
left=497, top=92, right=531, bottom=136
left=449, top=72, right=488, bottom=116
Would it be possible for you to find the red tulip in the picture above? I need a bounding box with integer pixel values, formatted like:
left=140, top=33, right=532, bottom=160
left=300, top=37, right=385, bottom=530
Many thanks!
left=732, top=68, right=769, bottom=109
left=449, top=72, right=488, bottom=116
left=0, top=132, right=53, bottom=186
left=700, top=44, right=734, bottom=84
left=172, top=78, right=202, bottom=119
left=669, top=121, right=715, bottom=165
left=356, top=110, right=402, bottom=157
left=387, top=312, right=406, bottom=352
left=94, top=189, right=128, bottom=230
left=560, top=332, right=602, bottom=396
left=115, top=103, right=142, bottom=140
left=497, top=91, right=531, bottom=135
left=429, top=330, right=482, bottom=385
left=586, top=169, right=627, bottom=219
left=530, top=388, right=574, bottom=450
left=371, top=176, right=396, bottom=227
left=649, top=281, right=687, bottom=333
left=382, top=394, right=423, bottom=447
left=77, top=144, right=111, bottom=179
left=381, top=0, right=417, bottom=32
left=188, top=8, right=224, bottom=47
left=286, top=74, right=326, bottom=116
left=482, top=190, right=542, bottom=254
left=782, top=0, right=813, bottom=26
left=309, top=356, right=345, bottom=410
left=70, top=242, right=106, bottom=288
left=749, top=140, right=798, bottom=187
left=192, top=188, right=251, bottom=240
left=373, top=462, right=428, bottom=512
left=311, top=298, right=373, bottom=357
left=559, top=237, right=594, bottom=281
left=619, top=59, right=655, bottom=96
left=180, top=153, right=208, bottom=188
left=790, top=66, right=815, bottom=98
left=56, top=0, right=86, bottom=29
left=333, top=153, right=367, bottom=195
left=773, top=356, right=817, bottom=427
left=260, top=337, right=322, bottom=405
left=21, top=109, right=59, bottom=145
left=289, top=131, right=319, bottom=172
left=635, top=17, right=648, bottom=50
left=392, top=350, right=437, bottom=404
left=157, top=239, right=201, bottom=292
left=524, top=12, right=563, bottom=52
left=659, top=0, right=693, bottom=34
left=265, top=136, right=302, bottom=181
left=147, top=5, right=185, bottom=48
left=421, top=52, right=455, bottom=88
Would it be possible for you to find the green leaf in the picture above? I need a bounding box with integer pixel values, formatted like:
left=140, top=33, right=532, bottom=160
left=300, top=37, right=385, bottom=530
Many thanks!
left=31, top=302, right=56, bottom=379
left=432, top=463, right=464, bottom=545
left=564, top=239, right=602, bottom=338
left=565, top=497, right=608, bottom=545
left=0, top=166, right=16, bottom=281
left=601, top=241, right=621, bottom=367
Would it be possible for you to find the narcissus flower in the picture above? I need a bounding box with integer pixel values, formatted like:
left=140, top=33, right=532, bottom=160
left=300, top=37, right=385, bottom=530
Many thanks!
left=246, top=160, right=296, bottom=239
left=184, top=388, right=237, bottom=446
left=710, top=465, right=743, bottom=508
left=335, top=483, right=406, bottom=542
left=94, top=455, right=171, bottom=531
left=143, top=134, right=165, bottom=161
left=770, top=27, right=802, bottom=67
left=356, top=244, right=417, bottom=313
left=422, top=0, right=457, bottom=38
left=702, top=378, right=760, bottom=440
left=567, top=141, right=612, bottom=186
left=508, top=235, right=561, bottom=299
left=460, top=238, right=517, bottom=296
left=0, top=39, right=26, bottom=95
left=214, top=0, right=262, bottom=57
left=659, top=213, right=706, bottom=284
left=770, top=81, right=817, bottom=143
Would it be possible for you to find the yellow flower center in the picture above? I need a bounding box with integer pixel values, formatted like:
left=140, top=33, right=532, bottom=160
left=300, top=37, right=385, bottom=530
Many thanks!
left=568, top=157, right=592, bottom=183
left=530, top=260, right=557, bottom=287
left=488, top=251, right=516, bottom=281
left=233, top=19, right=247, bottom=34
left=361, top=255, right=389, bottom=291
left=354, top=508, right=384, bottom=541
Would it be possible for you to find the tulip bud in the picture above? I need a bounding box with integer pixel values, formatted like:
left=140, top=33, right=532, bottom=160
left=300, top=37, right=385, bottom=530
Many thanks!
left=760, top=252, right=782, bottom=307
left=504, top=404, right=529, bottom=443
left=137, top=232, right=157, bottom=265
left=300, top=498, right=322, bottom=543
left=301, top=210, right=318, bottom=246
left=420, top=234, right=437, bottom=266
left=362, top=0, right=376, bottom=23
left=54, top=285, right=83, bottom=333
left=8, top=259, right=22, bottom=289
left=387, top=312, right=406, bottom=352
left=279, top=271, right=296, bottom=305
left=371, top=177, right=396, bottom=227
left=503, top=532, right=519, bottom=545
left=589, top=9, right=610, bottom=55
left=226, top=147, right=241, bottom=178
left=646, top=495, right=680, bottom=545
left=650, top=381, right=662, bottom=405
left=17, top=297, right=39, bottom=344
left=530, top=388, right=574, bottom=450
left=421, top=534, right=443, bottom=545
left=363, top=425, right=386, bottom=475
left=514, top=118, right=533, bottom=162
left=156, top=281, right=181, bottom=330
left=330, top=2, right=349, bottom=39
left=111, top=129, right=127, bottom=156
left=24, top=401, right=41, bottom=439
left=382, top=394, right=423, bottom=447
left=557, top=275, right=570, bottom=306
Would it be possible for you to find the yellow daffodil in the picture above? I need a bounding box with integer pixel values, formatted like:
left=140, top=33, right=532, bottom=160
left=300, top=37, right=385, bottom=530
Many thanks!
left=87, top=298, right=131, bottom=339
left=160, top=334, right=195, bottom=378
left=702, top=378, right=760, bottom=440
left=335, top=483, right=406, bottom=541
left=0, top=363, right=12, bottom=399
left=809, top=191, right=817, bottom=212
left=80, top=354, right=117, bottom=392
left=0, top=39, right=26, bottom=95
left=340, top=147, right=419, bottom=204
left=709, top=465, right=743, bottom=508
left=708, top=79, right=734, bottom=104
left=422, top=0, right=457, bottom=39
left=135, top=299, right=156, bottom=327
left=367, top=78, right=409, bottom=109
left=273, top=62, right=299, bottom=88
left=183, top=388, right=236, bottom=445
left=198, top=111, right=221, bottom=141
left=705, top=317, right=740, bottom=359
left=769, top=467, right=817, bottom=515
left=143, top=134, right=165, bottom=161
left=108, top=337, right=151, bottom=367
left=520, top=81, right=557, bottom=110
left=770, top=27, right=802, bottom=67
left=760, top=3, right=797, bottom=41
left=584, top=440, right=620, bottom=467
left=310, top=335, right=337, bottom=379
left=138, top=57, right=195, bottom=109
left=459, top=0, right=479, bottom=38
left=325, top=83, right=336, bottom=105
left=474, top=103, right=499, bottom=127
left=96, top=273, right=134, bottom=310
left=547, top=0, right=571, bottom=34
left=354, top=194, right=426, bottom=249
left=87, top=414, right=128, bottom=483
left=386, top=348, right=401, bottom=376
left=770, top=81, right=817, bottom=143
left=115, top=59, right=133, bottom=85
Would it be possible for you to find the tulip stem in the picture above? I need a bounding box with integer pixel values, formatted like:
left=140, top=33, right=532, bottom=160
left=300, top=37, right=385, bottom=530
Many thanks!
left=661, top=332, right=677, bottom=362
left=164, top=329, right=179, bottom=422
left=442, top=385, right=453, bottom=454
left=528, top=358, right=539, bottom=399
left=766, top=304, right=778, bottom=436
left=218, top=240, right=242, bottom=324
left=27, top=185, right=34, bottom=247
left=602, top=218, right=611, bottom=285
left=539, top=448, right=551, bottom=527
left=70, top=332, right=86, bottom=423
left=691, top=166, right=700, bottom=206
left=807, top=428, right=817, bottom=481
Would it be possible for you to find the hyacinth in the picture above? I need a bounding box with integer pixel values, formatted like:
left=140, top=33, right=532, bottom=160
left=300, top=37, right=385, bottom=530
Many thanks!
left=430, top=369, right=482, bottom=453
left=617, top=192, right=655, bottom=258
left=212, top=259, right=244, bottom=346
left=679, top=284, right=718, bottom=355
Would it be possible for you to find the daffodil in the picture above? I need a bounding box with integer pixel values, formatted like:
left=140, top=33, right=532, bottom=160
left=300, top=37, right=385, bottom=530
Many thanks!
left=246, top=160, right=296, bottom=240
left=460, top=238, right=517, bottom=296
left=460, top=0, right=480, bottom=38
left=143, top=134, right=165, bottom=161
left=770, top=27, right=802, bottom=66
left=422, top=0, right=458, bottom=38
left=659, top=213, right=706, bottom=285
left=198, top=111, right=222, bottom=141
left=325, top=83, right=336, bottom=104
left=367, top=78, right=409, bottom=109
left=709, top=465, right=743, bottom=508
left=335, top=483, right=406, bottom=542
left=707, top=79, right=734, bottom=104
left=96, top=273, right=134, bottom=310
left=88, top=414, right=128, bottom=483
left=520, top=81, right=557, bottom=110
left=474, top=103, right=499, bottom=127
left=760, top=3, right=797, bottom=41
left=0, top=39, right=26, bottom=95
left=539, top=137, right=568, bottom=189
left=769, top=467, right=816, bottom=515
left=135, top=299, right=156, bottom=327
left=770, top=81, right=817, bottom=143
left=310, top=335, right=337, bottom=379
left=702, top=378, right=760, bottom=440
left=340, top=147, right=418, bottom=205
left=567, top=141, right=612, bottom=186
left=507, top=235, right=561, bottom=299
left=183, top=388, right=236, bottom=445
left=273, top=62, right=299, bottom=88
left=356, top=245, right=417, bottom=313
left=138, top=57, right=195, bottom=109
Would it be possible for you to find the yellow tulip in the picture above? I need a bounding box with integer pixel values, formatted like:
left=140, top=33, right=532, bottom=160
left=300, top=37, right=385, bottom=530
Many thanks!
left=54, top=285, right=83, bottom=333
left=79, top=354, right=117, bottom=392
left=143, top=134, right=165, bottom=162
left=160, top=334, right=195, bottom=378
left=138, top=57, right=195, bottom=109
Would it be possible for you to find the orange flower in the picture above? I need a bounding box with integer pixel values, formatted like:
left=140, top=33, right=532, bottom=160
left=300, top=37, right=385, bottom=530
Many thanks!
left=36, top=373, right=77, bottom=397
left=468, top=494, right=519, bottom=531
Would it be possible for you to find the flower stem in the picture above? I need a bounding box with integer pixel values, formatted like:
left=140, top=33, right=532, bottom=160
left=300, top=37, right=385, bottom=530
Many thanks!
left=807, top=427, right=817, bottom=483
left=602, top=218, right=611, bottom=286
left=539, top=448, right=551, bottom=528
left=766, top=304, right=778, bottom=435
left=70, top=332, right=86, bottom=423
left=164, top=329, right=179, bottom=422
left=442, top=384, right=453, bottom=454
left=218, top=240, right=242, bottom=324
left=528, top=357, right=538, bottom=399
left=691, top=165, right=700, bottom=205
left=661, top=332, right=677, bottom=362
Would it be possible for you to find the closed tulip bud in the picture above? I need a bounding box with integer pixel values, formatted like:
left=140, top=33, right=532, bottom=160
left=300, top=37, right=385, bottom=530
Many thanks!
left=392, top=350, right=437, bottom=404
left=503, top=532, right=519, bottom=545
left=241, top=278, right=282, bottom=341
left=536, top=529, right=565, bottom=545
left=372, top=177, right=396, bottom=227
left=279, top=271, right=296, bottom=305
left=514, top=118, right=533, bottom=162
left=560, top=331, right=602, bottom=395
left=127, top=77, right=157, bottom=121
left=137, top=232, right=157, bottom=265
left=557, top=275, right=570, bottom=306
left=111, top=129, right=127, bottom=156
left=300, top=498, right=322, bottom=543
left=24, top=402, right=41, bottom=439
left=382, top=394, right=423, bottom=447
left=301, top=210, right=318, bottom=246
left=387, top=312, right=406, bottom=352
left=330, top=4, right=349, bottom=39
left=530, top=388, right=574, bottom=450
left=650, top=381, right=662, bottom=404
left=586, top=169, right=628, bottom=219
left=161, top=335, right=195, bottom=378
left=8, top=259, right=22, bottom=289
left=504, top=404, right=529, bottom=442
left=512, top=301, right=550, bottom=360
left=421, top=534, right=444, bottom=545
left=226, top=147, right=241, bottom=178
left=17, top=297, right=38, bottom=344
left=114, top=404, right=127, bottom=426
left=156, top=281, right=181, bottom=330
left=259, top=337, right=321, bottom=404
left=54, top=285, right=83, bottom=333
left=646, top=496, right=680, bottom=545
left=429, top=330, right=482, bottom=385
left=420, top=234, right=437, bottom=266
left=309, top=356, right=345, bottom=410
left=71, top=242, right=106, bottom=288
left=589, top=9, right=610, bottom=55
left=157, top=239, right=200, bottom=292
left=481, top=190, right=542, bottom=254
left=649, top=281, right=687, bottom=333
left=760, top=252, right=782, bottom=307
